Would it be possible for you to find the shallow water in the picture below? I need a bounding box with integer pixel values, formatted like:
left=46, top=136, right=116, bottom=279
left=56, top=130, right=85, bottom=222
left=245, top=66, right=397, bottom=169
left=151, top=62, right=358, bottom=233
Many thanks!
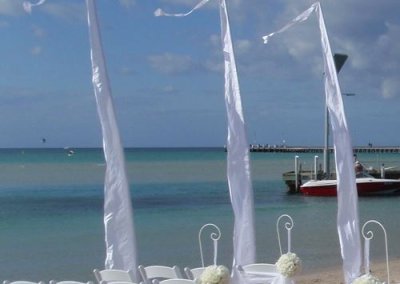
left=0, top=148, right=399, bottom=281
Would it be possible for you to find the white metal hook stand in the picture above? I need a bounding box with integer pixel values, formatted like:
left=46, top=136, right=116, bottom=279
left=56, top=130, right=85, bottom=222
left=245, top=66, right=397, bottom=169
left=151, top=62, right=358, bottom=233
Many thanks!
left=276, top=214, right=294, bottom=255
left=198, top=223, right=221, bottom=267
left=361, top=220, right=390, bottom=284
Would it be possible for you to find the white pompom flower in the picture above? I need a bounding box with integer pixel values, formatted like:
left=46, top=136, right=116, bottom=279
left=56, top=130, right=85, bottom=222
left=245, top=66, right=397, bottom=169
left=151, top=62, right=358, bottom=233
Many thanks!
left=199, top=265, right=230, bottom=284
left=352, top=274, right=385, bottom=284
left=275, top=252, right=302, bottom=277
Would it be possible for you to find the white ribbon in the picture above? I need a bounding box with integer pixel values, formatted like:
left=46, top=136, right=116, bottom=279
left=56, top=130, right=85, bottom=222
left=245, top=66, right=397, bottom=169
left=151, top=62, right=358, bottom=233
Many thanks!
left=262, top=2, right=361, bottom=283
left=23, top=0, right=47, bottom=13
left=156, top=0, right=256, bottom=281
left=262, top=3, right=318, bottom=44
left=154, top=0, right=211, bottom=17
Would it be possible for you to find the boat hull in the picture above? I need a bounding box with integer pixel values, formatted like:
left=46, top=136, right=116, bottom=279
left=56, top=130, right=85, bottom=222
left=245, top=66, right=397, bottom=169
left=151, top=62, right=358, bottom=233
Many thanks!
left=300, top=178, right=400, bottom=196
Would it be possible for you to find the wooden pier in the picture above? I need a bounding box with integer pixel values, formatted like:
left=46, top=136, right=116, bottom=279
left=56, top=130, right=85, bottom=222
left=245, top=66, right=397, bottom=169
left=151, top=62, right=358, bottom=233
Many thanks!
left=250, top=145, right=400, bottom=154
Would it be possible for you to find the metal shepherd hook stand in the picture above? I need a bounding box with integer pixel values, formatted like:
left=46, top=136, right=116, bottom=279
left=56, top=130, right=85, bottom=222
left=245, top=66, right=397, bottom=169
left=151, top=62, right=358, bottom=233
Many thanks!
left=198, top=223, right=221, bottom=267
left=276, top=214, right=294, bottom=255
left=361, top=220, right=390, bottom=283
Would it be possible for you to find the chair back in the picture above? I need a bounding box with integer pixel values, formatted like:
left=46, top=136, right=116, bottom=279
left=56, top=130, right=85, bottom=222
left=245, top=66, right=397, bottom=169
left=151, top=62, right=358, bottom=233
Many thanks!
left=198, top=223, right=221, bottom=267
left=158, top=280, right=195, bottom=284
left=236, top=263, right=278, bottom=283
left=3, top=282, right=45, bottom=284
left=100, top=282, right=135, bottom=284
left=93, top=269, right=135, bottom=284
left=138, top=265, right=182, bottom=284
left=276, top=214, right=294, bottom=255
left=184, top=223, right=221, bottom=280
left=183, top=267, right=204, bottom=280
left=239, top=263, right=277, bottom=275
left=50, top=281, right=93, bottom=284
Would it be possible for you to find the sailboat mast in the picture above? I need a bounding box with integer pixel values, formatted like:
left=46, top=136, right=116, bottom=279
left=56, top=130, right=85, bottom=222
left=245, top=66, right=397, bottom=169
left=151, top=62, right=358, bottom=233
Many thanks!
left=323, top=105, right=330, bottom=176
left=323, top=53, right=348, bottom=177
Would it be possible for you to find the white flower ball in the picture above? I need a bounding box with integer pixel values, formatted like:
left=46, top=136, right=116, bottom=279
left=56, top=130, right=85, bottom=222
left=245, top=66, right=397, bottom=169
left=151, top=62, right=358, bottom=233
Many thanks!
left=352, top=274, right=384, bottom=284
left=199, top=265, right=230, bottom=284
left=275, top=252, right=302, bottom=277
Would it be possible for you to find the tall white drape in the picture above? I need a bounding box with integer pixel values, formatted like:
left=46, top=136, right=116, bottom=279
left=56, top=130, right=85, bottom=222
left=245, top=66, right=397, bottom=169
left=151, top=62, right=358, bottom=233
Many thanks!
left=155, top=0, right=256, bottom=277
left=24, top=0, right=139, bottom=279
left=218, top=0, right=256, bottom=272
left=86, top=0, right=138, bottom=280
left=262, top=2, right=361, bottom=283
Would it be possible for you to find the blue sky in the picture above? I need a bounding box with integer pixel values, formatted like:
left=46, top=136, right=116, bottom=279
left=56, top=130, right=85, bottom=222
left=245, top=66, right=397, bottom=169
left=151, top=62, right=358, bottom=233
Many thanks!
left=0, top=0, right=399, bottom=148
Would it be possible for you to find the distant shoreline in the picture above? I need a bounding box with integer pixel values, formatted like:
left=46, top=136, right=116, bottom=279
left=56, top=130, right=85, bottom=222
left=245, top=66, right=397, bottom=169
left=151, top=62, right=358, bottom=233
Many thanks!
left=249, top=145, right=400, bottom=153
left=0, top=146, right=400, bottom=153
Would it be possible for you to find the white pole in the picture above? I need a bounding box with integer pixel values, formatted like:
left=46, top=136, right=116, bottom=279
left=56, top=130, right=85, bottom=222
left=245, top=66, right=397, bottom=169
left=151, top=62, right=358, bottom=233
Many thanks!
left=324, top=106, right=330, bottom=177
left=295, top=155, right=300, bottom=191
left=314, top=155, right=319, bottom=180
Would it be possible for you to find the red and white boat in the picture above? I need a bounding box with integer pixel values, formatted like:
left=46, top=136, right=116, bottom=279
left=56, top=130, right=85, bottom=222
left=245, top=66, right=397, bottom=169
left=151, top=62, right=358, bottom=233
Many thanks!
left=300, top=176, right=400, bottom=196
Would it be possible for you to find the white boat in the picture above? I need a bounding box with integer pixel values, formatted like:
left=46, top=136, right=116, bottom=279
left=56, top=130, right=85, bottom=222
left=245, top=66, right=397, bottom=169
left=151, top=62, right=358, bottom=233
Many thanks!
left=300, top=173, right=400, bottom=196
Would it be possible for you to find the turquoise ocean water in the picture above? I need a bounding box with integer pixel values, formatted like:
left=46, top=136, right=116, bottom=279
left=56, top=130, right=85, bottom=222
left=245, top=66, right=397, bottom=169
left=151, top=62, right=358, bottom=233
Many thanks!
left=0, top=148, right=400, bottom=281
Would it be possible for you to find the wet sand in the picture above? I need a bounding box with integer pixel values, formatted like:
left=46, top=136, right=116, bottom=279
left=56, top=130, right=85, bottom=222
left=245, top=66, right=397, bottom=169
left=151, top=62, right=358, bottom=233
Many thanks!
left=295, top=258, right=400, bottom=283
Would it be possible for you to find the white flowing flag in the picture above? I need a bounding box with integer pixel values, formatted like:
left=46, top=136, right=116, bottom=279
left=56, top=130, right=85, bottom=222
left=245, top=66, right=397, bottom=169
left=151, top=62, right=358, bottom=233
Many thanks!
left=262, top=2, right=361, bottom=283
left=24, top=0, right=139, bottom=279
left=23, top=0, right=46, bottom=13
left=86, top=0, right=138, bottom=279
left=155, top=0, right=256, bottom=275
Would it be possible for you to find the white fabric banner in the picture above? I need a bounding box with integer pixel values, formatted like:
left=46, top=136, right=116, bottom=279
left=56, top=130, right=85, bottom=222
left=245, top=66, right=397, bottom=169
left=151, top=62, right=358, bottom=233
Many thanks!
left=86, top=0, right=138, bottom=279
left=23, top=0, right=46, bottom=13
left=262, top=2, right=361, bottom=283
left=155, top=0, right=256, bottom=277
left=24, top=0, right=139, bottom=279
left=316, top=3, right=361, bottom=283
left=218, top=0, right=256, bottom=271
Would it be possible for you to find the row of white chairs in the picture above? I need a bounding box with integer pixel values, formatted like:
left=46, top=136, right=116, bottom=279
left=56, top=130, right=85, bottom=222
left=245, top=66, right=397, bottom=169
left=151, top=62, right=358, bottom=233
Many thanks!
left=94, top=266, right=198, bottom=284
left=3, top=218, right=287, bottom=284
left=3, top=281, right=93, bottom=284
left=93, top=263, right=279, bottom=284
left=2, top=263, right=279, bottom=284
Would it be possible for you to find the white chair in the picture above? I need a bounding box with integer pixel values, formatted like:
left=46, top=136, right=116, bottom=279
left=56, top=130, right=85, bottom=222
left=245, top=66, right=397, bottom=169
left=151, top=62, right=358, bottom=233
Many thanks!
left=184, top=224, right=221, bottom=280
left=236, top=263, right=278, bottom=283
left=138, top=265, right=182, bottom=284
left=360, top=220, right=390, bottom=284
left=158, top=280, right=195, bottom=284
left=183, top=267, right=204, bottom=281
left=50, top=281, right=93, bottom=284
left=236, top=214, right=296, bottom=283
left=99, top=282, right=136, bottom=284
left=3, top=281, right=45, bottom=284
left=93, top=269, right=136, bottom=284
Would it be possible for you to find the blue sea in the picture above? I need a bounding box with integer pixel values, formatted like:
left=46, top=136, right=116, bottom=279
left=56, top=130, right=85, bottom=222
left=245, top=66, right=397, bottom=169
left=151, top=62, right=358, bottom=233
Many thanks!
left=0, top=148, right=400, bottom=282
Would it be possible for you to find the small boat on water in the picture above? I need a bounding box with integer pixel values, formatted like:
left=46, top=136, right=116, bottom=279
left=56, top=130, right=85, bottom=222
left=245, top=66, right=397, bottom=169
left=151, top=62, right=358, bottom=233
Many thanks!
left=300, top=171, right=400, bottom=196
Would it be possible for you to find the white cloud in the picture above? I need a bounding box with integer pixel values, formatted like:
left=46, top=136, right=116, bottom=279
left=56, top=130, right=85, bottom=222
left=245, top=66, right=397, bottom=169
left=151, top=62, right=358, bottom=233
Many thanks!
left=235, top=39, right=252, bottom=55
left=0, top=20, right=9, bottom=28
left=148, top=53, right=195, bottom=75
left=382, top=77, right=399, bottom=99
left=31, top=45, right=42, bottom=55
left=41, top=2, right=85, bottom=22
left=204, top=59, right=223, bottom=73
left=161, top=85, right=179, bottom=94
left=119, top=0, right=135, bottom=9
left=32, top=25, right=46, bottom=38
left=120, top=67, right=136, bottom=76
left=0, top=0, right=24, bottom=16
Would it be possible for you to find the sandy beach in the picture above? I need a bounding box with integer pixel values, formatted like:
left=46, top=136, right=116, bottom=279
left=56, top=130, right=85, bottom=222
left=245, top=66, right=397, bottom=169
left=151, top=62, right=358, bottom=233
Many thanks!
left=296, top=258, right=400, bottom=283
